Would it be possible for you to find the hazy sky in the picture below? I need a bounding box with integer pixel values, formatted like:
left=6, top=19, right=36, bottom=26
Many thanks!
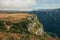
left=0, top=0, right=60, bottom=11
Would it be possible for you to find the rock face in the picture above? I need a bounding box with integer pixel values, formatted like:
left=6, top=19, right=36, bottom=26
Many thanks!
left=27, top=15, right=43, bottom=36
left=0, top=13, right=43, bottom=36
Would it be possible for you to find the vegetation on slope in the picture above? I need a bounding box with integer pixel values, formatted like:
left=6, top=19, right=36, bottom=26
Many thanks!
left=0, top=13, right=59, bottom=40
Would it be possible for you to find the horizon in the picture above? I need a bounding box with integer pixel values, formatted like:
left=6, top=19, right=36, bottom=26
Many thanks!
left=0, top=8, right=60, bottom=12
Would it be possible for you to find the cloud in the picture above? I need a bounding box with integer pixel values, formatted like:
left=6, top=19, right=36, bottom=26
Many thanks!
left=0, top=0, right=37, bottom=11
left=0, top=0, right=60, bottom=11
left=35, top=0, right=60, bottom=9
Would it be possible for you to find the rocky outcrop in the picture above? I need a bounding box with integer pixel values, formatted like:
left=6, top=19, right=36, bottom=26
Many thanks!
left=0, top=13, right=44, bottom=36
left=27, top=15, right=43, bottom=36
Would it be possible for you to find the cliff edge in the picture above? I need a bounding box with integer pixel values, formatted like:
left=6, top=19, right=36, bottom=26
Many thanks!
left=0, top=13, right=59, bottom=40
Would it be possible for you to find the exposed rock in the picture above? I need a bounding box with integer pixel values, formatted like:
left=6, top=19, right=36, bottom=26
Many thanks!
left=27, top=15, right=43, bottom=36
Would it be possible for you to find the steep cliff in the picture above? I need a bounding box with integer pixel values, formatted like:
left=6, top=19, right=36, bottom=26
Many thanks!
left=0, top=13, right=59, bottom=40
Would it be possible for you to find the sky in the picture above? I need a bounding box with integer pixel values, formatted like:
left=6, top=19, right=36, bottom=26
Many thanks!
left=0, top=0, right=60, bottom=11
